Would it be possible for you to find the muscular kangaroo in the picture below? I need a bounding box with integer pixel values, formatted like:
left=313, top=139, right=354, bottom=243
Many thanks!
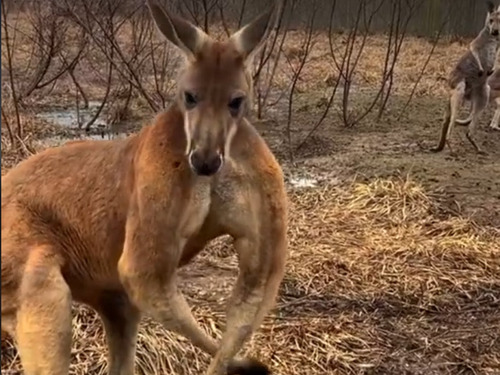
left=1, top=1, right=288, bottom=374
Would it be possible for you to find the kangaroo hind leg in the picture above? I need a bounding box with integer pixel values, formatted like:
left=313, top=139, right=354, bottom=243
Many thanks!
left=467, top=85, right=489, bottom=154
left=432, top=82, right=465, bottom=152
left=15, top=245, right=72, bottom=375
left=490, top=97, right=500, bottom=130
left=95, top=291, right=140, bottom=375
left=456, top=99, right=473, bottom=126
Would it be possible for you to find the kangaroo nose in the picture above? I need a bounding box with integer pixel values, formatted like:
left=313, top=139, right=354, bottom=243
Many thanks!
left=189, top=150, right=223, bottom=176
left=493, top=30, right=499, bottom=36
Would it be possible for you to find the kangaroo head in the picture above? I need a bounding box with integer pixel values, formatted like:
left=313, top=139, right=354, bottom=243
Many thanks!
left=146, top=0, right=280, bottom=176
left=486, top=1, right=500, bottom=36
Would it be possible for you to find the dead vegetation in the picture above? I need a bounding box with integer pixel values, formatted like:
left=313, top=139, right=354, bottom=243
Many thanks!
left=2, top=178, right=499, bottom=374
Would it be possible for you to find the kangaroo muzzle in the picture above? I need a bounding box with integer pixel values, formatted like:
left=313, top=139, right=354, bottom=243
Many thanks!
left=188, top=148, right=223, bottom=176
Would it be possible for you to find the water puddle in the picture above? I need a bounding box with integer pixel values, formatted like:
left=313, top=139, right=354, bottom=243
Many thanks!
left=34, top=101, right=131, bottom=148
left=37, top=101, right=106, bottom=129
left=285, top=166, right=343, bottom=189
left=289, top=176, right=319, bottom=188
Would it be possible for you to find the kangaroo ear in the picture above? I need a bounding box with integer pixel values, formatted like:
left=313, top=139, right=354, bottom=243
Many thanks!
left=229, top=1, right=282, bottom=62
left=146, top=0, right=208, bottom=57
left=487, top=1, right=495, bottom=13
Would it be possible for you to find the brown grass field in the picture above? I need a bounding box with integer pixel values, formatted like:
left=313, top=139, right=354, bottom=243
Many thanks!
left=1, top=14, right=500, bottom=375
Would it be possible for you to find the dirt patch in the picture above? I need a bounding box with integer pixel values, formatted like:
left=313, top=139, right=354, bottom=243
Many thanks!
left=257, top=92, right=500, bottom=228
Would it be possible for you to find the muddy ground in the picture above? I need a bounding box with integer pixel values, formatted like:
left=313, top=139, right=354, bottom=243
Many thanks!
left=263, top=92, right=500, bottom=228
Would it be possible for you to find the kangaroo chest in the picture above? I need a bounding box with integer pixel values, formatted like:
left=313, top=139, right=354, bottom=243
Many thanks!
left=177, top=169, right=254, bottom=256
left=481, top=43, right=498, bottom=70
left=177, top=179, right=212, bottom=240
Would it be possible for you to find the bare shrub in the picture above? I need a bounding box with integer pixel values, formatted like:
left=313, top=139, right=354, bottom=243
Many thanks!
left=1, top=0, right=448, bottom=157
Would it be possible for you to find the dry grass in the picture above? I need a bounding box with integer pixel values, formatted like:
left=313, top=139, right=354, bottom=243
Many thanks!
left=276, top=31, right=470, bottom=98
left=2, top=176, right=499, bottom=375
left=0, top=110, right=61, bottom=173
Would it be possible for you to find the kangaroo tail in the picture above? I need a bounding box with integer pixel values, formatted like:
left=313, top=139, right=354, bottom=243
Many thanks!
left=431, top=99, right=452, bottom=153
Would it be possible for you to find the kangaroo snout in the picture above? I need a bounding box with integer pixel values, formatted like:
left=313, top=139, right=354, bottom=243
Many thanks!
left=189, top=149, right=223, bottom=176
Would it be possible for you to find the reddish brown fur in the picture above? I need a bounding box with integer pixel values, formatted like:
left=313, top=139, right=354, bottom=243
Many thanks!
left=1, top=103, right=287, bottom=374
left=1, top=1, right=287, bottom=374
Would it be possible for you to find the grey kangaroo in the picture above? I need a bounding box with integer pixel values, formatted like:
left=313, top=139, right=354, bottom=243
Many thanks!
left=458, top=47, right=500, bottom=131
left=485, top=57, right=500, bottom=130
left=432, top=1, right=500, bottom=154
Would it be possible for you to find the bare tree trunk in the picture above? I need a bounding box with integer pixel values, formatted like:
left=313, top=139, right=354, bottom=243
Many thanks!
left=2, top=0, right=24, bottom=149
left=285, top=0, right=317, bottom=161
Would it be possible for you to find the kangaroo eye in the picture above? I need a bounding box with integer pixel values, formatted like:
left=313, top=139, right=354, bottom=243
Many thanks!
left=228, top=96, right=244, bottom=117
left=184, top=92, right=198, bottom=109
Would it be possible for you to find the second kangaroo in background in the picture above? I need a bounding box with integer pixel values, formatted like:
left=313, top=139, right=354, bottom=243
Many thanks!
left=432, top=1, right=500, bottom=154
left=484, top=56, right=500, bottom=130
left=458, top=48, right=500, bottom=131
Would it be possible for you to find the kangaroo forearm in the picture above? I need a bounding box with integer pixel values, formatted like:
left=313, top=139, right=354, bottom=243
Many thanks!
left=222, top=276, right=281, bottom=353
left=157, top=288, right=219, bottom=355
left=206, top=284, right=267, bottom=375
left=206, top=234, right=287, bottom=374
left=119, top=259, right=219, bottom=357
left=120, top=210, right=219, bottom=358
left=471, top=47, right=484, bottom=70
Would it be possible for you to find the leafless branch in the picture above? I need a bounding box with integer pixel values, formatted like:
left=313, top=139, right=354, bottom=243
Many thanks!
left=397, top=14, right=448, bottom=120
left=2, top=0, right=25, bottom=149
left=285, top=0, right=317, bottom=160
left=377, top=0, right=425, bottom=119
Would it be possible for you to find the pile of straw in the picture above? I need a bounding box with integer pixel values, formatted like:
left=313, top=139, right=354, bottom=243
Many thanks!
left=2, top=177, right=499, bottom=374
